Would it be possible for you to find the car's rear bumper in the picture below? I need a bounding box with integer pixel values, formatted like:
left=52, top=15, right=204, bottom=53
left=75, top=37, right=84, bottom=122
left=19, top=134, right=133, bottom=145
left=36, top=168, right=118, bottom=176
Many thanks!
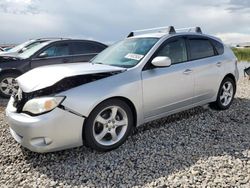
left=6, top=97, right=85, bottom=153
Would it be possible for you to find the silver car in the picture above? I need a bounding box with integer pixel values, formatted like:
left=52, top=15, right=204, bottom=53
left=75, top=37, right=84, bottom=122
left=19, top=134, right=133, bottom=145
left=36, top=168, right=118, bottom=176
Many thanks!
left=6, top=26, right=239, bottom=153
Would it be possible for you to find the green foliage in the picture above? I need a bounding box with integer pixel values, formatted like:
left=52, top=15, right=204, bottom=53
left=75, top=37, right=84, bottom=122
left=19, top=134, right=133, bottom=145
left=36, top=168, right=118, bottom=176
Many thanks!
left=232, top=48, right=250, bottom=62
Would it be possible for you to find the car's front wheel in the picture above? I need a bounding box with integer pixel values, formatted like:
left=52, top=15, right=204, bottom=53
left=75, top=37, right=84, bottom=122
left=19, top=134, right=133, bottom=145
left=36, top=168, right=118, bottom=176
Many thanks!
left=84, top=99, right=134, bottom=152
left=0, top=73, right=20, bottom=98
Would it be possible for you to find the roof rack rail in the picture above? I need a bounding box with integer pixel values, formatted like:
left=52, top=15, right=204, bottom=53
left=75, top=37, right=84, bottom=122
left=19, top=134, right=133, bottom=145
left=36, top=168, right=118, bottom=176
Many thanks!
left=35, top=37, right=71, bottom=40
left=127, top=26, right=202, bottom=38
left=175, top=27, right=202, bottom=34
left=127, top=26, right=175, bottom=38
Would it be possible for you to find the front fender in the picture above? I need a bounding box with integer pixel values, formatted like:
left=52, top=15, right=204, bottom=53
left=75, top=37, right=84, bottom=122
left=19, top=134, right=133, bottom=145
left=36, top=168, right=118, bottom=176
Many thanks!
left=59, top=70, right=144, bottom=126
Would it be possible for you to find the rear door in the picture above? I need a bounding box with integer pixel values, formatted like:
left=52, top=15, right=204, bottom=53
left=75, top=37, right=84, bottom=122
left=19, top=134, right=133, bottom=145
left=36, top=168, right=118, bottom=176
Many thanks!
left=30, top=42, right=73, bottom=69
left=71, top=41, right=106, bottom=62
left=186, top=36, right=225, bottom=103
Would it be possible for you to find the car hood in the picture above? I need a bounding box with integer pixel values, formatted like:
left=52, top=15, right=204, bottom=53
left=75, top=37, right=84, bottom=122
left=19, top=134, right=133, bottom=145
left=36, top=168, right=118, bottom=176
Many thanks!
left=0, top=54, right=21, bottom=62
left=0, top=52, right=18, bottom=56
left=17, top=63, right=126, bottom=93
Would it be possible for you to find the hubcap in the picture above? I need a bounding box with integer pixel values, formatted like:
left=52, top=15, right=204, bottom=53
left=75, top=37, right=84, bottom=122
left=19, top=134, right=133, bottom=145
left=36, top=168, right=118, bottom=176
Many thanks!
left=93, top=106, right=128, bottom=146
left=220, top=81, right=234, bottom=107
left=0, top=77, right=18, bottom=96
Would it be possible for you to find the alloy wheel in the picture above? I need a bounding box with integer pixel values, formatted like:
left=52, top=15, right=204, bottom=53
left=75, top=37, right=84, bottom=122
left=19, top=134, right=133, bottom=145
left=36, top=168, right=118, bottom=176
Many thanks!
left=220, top=81, right=234, bottom=107
left=93, top=106, right=128, bottom=146
left=0, top=77, right=18, bottom=96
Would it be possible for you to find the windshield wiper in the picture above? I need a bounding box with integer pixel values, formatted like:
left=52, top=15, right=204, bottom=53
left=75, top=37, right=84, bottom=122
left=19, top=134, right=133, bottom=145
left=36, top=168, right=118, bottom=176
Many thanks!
left=94, top=62, right=104, bottom=65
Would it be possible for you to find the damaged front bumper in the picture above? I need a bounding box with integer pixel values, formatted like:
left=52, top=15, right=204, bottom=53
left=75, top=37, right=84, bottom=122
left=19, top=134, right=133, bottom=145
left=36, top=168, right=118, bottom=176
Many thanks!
left=6, top=96, right=85, bottom=153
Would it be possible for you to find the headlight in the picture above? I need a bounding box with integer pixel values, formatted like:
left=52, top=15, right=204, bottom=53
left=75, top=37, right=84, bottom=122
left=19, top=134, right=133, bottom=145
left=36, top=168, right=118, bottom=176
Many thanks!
left=22, top=96, right=65, bottom=115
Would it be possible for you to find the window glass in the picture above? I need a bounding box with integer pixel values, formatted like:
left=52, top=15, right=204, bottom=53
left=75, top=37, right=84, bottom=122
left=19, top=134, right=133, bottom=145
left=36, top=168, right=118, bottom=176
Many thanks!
left=23, top=41, right=47, bottom=52
left=40, top=44, right=69, bottom=57
left=18, top=42, right=50, bottom=59
left=156, top=38, right=187, bottom=64
left=73, top=42, right=105, bottom=55
left=211, top=39, right=224, bottom=55
left=7, top=40, right=35, bottom=53
left=91, top=38, right=158, bottom=68
left=189, top=39, right=215, bottom=60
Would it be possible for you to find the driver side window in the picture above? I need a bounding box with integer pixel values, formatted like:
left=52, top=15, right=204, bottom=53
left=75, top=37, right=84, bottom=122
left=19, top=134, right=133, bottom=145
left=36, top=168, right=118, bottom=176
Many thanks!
left=39, top=43, right=70, bottom=58
left=156, top=38, right=187, bottom=64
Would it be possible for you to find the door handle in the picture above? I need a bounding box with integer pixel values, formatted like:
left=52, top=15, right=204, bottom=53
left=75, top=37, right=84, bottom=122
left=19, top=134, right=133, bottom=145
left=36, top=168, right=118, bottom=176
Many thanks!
left=183, top=69, right=193, bottom=75
left=216, top=62, right=222, bottom=67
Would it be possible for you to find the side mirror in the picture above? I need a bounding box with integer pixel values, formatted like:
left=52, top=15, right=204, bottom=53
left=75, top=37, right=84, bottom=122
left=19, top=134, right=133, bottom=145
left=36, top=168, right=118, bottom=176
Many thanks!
left=151, top=56, right=172, bottom=67
left=38, top=52, right=48, bottom=58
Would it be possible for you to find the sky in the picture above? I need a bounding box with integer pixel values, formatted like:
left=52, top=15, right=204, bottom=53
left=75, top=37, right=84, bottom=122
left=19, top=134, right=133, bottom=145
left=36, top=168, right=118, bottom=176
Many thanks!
left=0, top=0, right=250, bottom=45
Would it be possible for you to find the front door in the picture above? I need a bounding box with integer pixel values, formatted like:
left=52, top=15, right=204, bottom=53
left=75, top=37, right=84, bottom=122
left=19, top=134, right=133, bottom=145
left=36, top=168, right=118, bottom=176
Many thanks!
left=31, top=43, right=72, bottom=69
left=142, top=37, right=195, bottom=120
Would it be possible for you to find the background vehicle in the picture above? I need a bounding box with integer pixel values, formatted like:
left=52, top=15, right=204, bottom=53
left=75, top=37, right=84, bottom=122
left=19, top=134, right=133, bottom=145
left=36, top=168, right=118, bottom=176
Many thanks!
left=3, top=47, right=12, bottom=51
left=6, top=26, right=239, bottom=153
left=0, top=39, right=107, bottom=98
left=0, top=39, right=50, bottom=56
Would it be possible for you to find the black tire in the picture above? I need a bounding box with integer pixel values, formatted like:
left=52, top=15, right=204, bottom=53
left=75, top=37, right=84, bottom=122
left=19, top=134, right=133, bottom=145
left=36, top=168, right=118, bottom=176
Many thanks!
left=84, top=99, right=134, bottom=152
left=0, top=73, right=20, bottom=98
left=212, top=77, right=236, bottom=110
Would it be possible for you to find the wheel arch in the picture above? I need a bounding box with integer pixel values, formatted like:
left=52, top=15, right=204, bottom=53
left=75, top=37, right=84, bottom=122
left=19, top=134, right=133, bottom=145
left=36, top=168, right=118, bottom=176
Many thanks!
left=222, top=73, right=237, bottom=94
left=82, top=96, right=138, bottom=143
left=223, top=73, right=236, bottom=85
left=212, top=73, right=237, bottom=104
left=91, top=96, right=138, bottom=128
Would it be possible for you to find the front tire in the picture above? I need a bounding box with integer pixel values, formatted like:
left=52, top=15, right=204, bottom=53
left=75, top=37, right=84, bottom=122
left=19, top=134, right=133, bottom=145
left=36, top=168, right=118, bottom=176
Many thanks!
left=0, top=73, right=20, bottom=98
left=213, top=77, right=236, bottom=110
left=84, top=99, right=134, bottom=152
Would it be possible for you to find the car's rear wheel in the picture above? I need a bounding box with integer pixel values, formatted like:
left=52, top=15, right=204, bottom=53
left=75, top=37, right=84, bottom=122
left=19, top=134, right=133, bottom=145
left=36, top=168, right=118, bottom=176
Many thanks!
left=213, top=77, right=236, bottom=110
left=84, top=99, right=134, bottom=152
left=0, top=73, right=20, bottom=98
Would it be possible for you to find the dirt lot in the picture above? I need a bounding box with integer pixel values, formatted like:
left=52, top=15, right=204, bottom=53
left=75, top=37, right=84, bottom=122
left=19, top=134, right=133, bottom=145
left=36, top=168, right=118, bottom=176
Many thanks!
left=0, top=78, right=249, bottom=187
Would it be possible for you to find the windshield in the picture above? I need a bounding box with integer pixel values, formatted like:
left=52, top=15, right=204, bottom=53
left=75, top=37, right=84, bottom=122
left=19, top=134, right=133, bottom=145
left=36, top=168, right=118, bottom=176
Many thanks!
left=91, top=38, right=159, bottom=68
left=7, top=40, right=35, bottom=53
left=18, top=42, right=50, bottom=59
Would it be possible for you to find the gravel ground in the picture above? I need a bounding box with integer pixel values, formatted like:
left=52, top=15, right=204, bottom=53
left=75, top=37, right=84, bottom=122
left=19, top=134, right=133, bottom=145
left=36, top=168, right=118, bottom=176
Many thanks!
left=0, top=77, right=249, bottom=187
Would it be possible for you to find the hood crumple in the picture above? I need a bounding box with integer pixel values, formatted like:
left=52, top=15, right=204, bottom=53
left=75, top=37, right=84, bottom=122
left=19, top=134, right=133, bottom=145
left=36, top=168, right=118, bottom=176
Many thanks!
left=17, top=63, right=126, bottom=93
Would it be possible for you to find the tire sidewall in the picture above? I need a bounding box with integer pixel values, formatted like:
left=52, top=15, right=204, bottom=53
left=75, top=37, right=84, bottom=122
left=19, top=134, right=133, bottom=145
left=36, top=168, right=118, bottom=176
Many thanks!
left=84, top=99, right=134, bottom=152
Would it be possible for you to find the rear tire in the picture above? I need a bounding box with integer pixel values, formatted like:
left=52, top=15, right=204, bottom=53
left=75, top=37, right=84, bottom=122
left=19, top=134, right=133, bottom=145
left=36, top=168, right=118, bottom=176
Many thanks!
left=84, top=99, right=134, bottom=152
left=0, top=73, right=20, bottom=98
left=212, top=77, right=236, bottom=110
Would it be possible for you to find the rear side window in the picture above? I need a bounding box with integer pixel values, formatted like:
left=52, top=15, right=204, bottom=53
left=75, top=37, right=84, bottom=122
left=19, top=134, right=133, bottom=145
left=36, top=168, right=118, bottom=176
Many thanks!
left=210, top=39, right=224, bottom=55
left=72, top=42, right=106, bottom=55
left=156, top=38, right=187, bottom=64
left=188, top=39, right=215, bottom=60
